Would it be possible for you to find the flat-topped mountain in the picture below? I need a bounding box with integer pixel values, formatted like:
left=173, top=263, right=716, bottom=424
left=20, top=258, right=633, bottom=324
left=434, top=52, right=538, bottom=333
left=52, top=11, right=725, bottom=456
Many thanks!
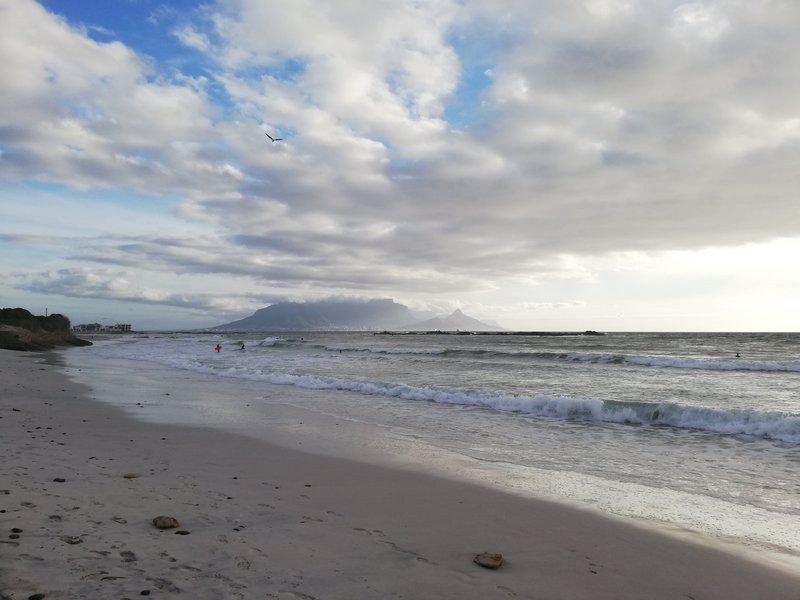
left=210, top=300, right=502, bottom=332
left=211, top=299, right=417, bottom=331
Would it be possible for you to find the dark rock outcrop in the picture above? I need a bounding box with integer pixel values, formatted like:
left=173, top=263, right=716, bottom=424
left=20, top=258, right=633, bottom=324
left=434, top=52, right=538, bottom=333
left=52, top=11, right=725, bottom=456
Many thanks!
left=0, top=308, right=92, bottom=351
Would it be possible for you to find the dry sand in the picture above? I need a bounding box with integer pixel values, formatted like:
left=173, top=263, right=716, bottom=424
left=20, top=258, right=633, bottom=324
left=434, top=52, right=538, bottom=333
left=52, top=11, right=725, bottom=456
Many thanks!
left=1, top=349, right=798, bottom=599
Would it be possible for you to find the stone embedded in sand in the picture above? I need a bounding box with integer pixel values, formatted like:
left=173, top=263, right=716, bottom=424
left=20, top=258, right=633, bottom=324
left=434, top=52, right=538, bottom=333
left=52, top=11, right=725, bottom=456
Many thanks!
left=473, top=552, right=504, bottom=569
left=28, top=594, right=46, bottom=600
left=152, top=516, right=180, bottom=529
left=60, top=535, right=83, bottom=544
left=52, top=478, right=66, bottom=483
left=122, top=473, right=140, bottom=479
left=174, top=530, right=190, bottom=535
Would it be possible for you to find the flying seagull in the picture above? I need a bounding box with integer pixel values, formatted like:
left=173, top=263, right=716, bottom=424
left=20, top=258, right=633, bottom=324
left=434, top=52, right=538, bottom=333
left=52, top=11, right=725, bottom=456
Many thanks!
left=265, top=132, right=284, bottom=143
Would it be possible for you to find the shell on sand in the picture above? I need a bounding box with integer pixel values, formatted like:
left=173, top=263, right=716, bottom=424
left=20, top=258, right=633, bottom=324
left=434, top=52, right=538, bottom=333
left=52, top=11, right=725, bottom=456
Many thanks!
left=473, top=552, right=504, bottom=569
left=152, top=516, right=180, bottom=529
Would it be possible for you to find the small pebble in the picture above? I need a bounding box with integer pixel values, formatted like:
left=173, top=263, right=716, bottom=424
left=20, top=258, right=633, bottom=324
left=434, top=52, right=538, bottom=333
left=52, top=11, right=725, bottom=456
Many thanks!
left=28, top=594, right=46, bottom=600
left=140, top=591, right=150, bottom=596
left=52, top=478, right=66, bottom=483
left=11, top=527, right=22, bottom=533
left=152, top=516, right=180, bottom=529
left=9, top=534, right=20, bottom=539
left=60, top=536, right=83, bottom=545
left=175, top=530, right=191, bottom=535
left=473, top=552, right=504, bottom=569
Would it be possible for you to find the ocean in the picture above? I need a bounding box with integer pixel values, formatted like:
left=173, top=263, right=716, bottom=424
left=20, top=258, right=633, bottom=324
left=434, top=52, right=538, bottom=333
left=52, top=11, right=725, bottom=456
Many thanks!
left=64, top=331, right=800, bottom=566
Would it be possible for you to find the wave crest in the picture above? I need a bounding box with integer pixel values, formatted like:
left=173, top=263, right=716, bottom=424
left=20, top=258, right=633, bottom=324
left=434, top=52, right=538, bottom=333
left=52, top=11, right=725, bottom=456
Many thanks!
left=203, top=367, right=800, bottom=444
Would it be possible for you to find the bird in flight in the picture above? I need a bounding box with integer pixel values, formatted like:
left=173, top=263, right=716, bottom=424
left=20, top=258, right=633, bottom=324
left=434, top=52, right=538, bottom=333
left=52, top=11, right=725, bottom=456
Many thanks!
left=265, top=132, right=284, bottom=143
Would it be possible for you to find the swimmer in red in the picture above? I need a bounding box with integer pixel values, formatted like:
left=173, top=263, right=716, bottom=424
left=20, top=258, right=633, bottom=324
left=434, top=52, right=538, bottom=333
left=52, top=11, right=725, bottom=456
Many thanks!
left=214, top=344, right=222, bottom=352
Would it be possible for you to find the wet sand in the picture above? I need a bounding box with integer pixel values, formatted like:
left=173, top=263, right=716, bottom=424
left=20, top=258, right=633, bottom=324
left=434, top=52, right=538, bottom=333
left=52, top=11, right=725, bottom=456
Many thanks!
left=1, top=349, right=798, bottom=599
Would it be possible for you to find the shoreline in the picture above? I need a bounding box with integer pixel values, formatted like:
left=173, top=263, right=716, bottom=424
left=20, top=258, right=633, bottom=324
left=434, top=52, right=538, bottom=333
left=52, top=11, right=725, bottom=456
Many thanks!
left=1, top=349, right=798, bottom=599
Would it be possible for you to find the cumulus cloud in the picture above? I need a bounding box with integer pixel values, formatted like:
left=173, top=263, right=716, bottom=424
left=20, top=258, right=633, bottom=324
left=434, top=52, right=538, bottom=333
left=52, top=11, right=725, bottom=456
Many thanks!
left=2, top=0, right=800, bottom=308
left=0, top=0, right=227, bottom=197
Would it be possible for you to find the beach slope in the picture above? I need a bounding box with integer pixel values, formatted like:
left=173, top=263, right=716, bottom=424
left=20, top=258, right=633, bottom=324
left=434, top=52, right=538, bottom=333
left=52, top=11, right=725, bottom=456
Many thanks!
left=1, top=350, right=797, bottom=599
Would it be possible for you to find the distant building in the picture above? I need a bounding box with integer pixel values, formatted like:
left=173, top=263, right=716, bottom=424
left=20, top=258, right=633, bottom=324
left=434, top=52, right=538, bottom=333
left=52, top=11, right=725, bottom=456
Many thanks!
left=73, top=323, right=133, bottom=333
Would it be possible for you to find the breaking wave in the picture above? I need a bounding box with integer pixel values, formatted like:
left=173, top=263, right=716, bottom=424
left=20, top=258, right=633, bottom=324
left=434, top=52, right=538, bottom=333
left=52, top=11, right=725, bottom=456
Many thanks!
left=90, top=337, right=800, bottom=444
left=169, top=359, right=800, bottom=444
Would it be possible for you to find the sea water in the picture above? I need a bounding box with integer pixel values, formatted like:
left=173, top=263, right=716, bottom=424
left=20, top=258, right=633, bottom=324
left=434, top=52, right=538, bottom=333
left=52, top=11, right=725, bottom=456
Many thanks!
left=64, top=331, right=800, bottom=566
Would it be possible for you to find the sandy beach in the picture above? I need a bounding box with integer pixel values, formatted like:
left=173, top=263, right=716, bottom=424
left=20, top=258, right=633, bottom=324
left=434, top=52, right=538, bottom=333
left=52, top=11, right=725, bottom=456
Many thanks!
left=1, top=349, right=798, bottom=599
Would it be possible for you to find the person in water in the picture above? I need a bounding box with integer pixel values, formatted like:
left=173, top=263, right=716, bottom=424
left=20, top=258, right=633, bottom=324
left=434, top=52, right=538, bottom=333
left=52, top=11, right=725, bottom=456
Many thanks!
left=240, top=343, right=245, bottom=351
left=735, top=352, right=741, bottom=358
left=214, top=344, right=222, bottom=352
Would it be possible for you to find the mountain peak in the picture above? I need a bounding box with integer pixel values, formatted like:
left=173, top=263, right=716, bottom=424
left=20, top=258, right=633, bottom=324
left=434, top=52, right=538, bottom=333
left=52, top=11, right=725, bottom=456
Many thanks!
left=402, top=308, right=503, bottom=331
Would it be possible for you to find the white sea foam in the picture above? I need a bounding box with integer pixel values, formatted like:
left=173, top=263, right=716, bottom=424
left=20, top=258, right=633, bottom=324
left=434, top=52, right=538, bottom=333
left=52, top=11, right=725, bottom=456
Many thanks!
left=255, top=337, right=283, bottom=347
left=219, top=370, right=800, bottom=443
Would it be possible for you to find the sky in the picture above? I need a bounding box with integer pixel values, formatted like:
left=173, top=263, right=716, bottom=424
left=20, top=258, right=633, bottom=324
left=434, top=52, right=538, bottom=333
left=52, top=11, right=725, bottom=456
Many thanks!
left=1, top=0, right=799, bottom=331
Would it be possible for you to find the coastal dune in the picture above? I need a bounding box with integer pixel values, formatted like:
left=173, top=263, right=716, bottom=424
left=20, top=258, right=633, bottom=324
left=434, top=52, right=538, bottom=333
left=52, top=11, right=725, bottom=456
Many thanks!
left=1, top=350, right=798, bottom=599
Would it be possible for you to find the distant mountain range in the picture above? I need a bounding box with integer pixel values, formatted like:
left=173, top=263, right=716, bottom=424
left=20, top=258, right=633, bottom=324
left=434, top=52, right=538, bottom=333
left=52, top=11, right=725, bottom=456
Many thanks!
left=210, top=299, right=502, bottom=332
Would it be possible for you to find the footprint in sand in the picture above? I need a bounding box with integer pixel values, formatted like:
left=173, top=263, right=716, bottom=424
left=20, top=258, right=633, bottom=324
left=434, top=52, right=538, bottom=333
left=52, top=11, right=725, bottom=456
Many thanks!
left=147, top=577, right=181, bottom=592
left=497, top=584, right=518, bottom=597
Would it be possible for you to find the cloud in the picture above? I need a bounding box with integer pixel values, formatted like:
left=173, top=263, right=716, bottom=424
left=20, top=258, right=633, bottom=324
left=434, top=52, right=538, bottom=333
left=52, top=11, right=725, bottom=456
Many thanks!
left=2, top=0, right=800, bottom=304
left=172, top=25, right=211, bottom=52
left=0, top=0, right=225, bottom=196
left=16, top=268, right=281, bottom=314
left=67, top=233, right=486, bottom=292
